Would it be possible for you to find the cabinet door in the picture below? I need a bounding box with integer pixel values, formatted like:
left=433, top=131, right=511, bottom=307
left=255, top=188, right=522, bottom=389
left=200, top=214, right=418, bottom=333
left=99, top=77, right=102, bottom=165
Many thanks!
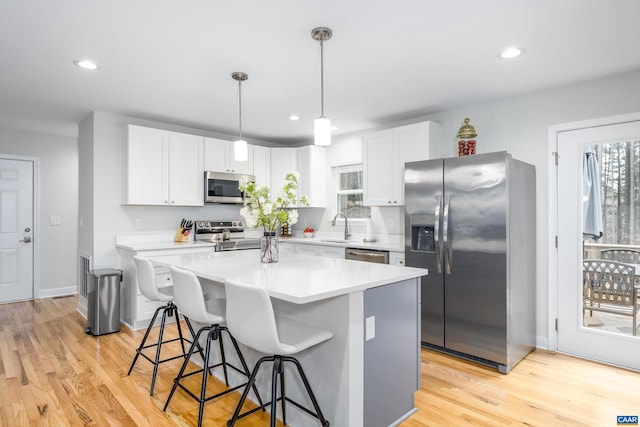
left=363, top=129, right=397, bottom=206
left=294, top=244, right=318, bottom=256
left=123, top=125, right=169, bottom=205
left=228, top=144, right=254, bottom=174
left=317, top=246, right=345, bottom=259
left=395, top=122, right=431, bottom=205
left=270, top=147, right=297, bottom=196
left=296, top=145, right=327, bottom=207
left=389, top=251, right=405, bottom=266
left=204, top=137, right=253, bottom=174
left=168, top=131, right=204, bottom=206
left=204, top=137, right=230, bottom=172
left=279, top=242, right=295, bottom=256
left=294, top=244, right=345, bottom=259
left=253, top=145, right=271, bottom=187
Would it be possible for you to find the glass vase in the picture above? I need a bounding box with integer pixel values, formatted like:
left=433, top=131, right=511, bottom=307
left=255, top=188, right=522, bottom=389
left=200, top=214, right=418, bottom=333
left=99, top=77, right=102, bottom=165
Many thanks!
left=260, top=232, right=279, bottom=263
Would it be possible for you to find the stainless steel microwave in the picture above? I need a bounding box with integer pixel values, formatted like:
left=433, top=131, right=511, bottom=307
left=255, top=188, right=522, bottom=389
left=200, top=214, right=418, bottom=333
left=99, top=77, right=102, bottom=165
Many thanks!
left=204, top=171, right=254, bottom=204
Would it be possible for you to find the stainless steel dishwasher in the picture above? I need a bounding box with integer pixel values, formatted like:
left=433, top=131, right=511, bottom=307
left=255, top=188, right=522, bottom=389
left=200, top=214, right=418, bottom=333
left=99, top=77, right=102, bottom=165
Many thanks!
left=345, top=247, right=389, bottom=264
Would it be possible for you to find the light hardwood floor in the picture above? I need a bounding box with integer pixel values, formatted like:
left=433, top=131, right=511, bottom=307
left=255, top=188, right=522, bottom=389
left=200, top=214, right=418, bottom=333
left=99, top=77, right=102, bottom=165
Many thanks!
left=1, top=296, right=638, bottom=426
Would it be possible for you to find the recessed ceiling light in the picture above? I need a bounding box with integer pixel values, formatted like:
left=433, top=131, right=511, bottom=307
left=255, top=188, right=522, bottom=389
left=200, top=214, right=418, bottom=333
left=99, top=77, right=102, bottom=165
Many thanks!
left=74, top=59, right=100, bottom=70
left=288, top=114, right=300, bottom=121
left=499, top=47, right=525, bottom=59
left=330, top=126, right=338, bottom=131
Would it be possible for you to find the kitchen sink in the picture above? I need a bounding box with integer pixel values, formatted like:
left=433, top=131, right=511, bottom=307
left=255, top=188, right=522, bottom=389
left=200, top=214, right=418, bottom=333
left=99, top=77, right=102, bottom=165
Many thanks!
left=319, top=239, right=356, bottom=244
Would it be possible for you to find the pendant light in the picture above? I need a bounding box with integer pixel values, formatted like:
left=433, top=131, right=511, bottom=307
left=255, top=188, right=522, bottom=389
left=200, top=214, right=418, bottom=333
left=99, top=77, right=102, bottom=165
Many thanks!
left=232, top=71, right=248, bottom=161
left=311, top=27, right=332, bottom=146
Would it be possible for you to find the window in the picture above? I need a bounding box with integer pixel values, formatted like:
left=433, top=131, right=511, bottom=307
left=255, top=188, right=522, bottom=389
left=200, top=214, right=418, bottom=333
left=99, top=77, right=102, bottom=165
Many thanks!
left=334, top=164, right=370, bottom=218
left=596, top=140, right=640, bottom=244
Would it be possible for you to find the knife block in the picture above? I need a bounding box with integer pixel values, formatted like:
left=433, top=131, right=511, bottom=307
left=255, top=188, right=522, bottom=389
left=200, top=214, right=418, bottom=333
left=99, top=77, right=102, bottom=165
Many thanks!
left=174, top=227, right=190, bottom=243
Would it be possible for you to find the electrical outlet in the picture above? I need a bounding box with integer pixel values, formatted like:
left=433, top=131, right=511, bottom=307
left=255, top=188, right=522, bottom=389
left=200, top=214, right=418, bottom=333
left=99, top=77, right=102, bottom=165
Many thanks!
left=134, top=218, right=142, bottom=229
left=49, top=216, right=62, bottom=226
left=365, top=316, right=375, bottom=341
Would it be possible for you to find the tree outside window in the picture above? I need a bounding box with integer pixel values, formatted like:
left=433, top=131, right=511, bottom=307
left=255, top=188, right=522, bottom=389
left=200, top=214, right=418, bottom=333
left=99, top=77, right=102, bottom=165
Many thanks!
left=597, top=140, right=640, bottom=244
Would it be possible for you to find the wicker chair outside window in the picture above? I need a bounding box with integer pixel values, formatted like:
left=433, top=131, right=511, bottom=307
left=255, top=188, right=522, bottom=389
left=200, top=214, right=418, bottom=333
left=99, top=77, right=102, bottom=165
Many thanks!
left=583, top=259, right=639, bottom=336
left=600, top=248, right=640, bottom=264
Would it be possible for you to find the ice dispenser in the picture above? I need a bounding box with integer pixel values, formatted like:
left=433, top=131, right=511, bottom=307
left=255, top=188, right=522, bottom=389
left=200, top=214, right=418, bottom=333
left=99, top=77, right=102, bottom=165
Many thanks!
left=411, top=214, right=435, bottom=252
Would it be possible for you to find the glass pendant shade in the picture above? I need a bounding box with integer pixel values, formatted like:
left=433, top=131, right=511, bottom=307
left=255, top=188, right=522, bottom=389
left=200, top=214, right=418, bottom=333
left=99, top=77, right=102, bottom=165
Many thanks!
left=234, top=139, right=248, bottom=161
left=314, top=117, right=331, bottom=146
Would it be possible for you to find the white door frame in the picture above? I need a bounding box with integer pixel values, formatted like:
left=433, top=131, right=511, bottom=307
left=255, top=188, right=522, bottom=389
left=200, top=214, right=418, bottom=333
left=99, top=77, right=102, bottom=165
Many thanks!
left=0, top=153, right=39, bottom=301
left=547, top=111, right=640, bottom=352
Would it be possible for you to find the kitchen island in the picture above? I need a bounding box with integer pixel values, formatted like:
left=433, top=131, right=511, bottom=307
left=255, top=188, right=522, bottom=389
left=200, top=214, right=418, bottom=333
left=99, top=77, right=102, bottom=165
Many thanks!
left=148, top=250, right=427, bottom=427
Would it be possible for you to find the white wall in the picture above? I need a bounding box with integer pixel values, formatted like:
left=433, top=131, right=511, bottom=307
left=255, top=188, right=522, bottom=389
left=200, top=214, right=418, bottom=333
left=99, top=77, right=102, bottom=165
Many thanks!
left=321, top=69, right=640, bottom=348
left=0, top=127, right=78, bottom=297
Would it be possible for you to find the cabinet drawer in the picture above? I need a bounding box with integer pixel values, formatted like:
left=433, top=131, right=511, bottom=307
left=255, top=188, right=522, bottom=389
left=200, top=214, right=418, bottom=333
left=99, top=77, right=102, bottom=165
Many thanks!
left=155, top=272, right=173, bottom=289
left=136, top=296, right=166, bottom=321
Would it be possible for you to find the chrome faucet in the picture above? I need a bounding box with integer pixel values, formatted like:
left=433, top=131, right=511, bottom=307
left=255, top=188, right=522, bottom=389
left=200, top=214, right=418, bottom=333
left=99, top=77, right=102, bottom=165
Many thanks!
left=331, top=212, right=351, bottom=241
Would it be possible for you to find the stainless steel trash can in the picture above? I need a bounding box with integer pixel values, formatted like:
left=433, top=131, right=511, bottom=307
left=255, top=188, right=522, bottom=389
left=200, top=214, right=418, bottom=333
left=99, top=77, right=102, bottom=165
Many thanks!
left=86, top=268, right=122, bottom=336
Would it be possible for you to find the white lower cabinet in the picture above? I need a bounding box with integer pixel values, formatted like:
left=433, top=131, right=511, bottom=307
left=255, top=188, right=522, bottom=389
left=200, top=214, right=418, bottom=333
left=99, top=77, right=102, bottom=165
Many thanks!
left=279, top=241, right=295, bottom=256
left=389, top=251, right=405, bottom=266
left=294, top=243, right=345, bottom=259
left=118, top=246, right=215, bottom=330
left=280, top=241, right=345, bottom=259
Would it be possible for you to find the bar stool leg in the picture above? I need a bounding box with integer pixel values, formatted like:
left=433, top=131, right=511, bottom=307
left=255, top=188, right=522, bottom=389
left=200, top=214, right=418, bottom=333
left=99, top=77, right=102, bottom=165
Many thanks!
left=280, top=359, right=287, bottom=426
left=224, top=329, right=265, bottom=408
left=227, top=356, right=271, bottom=427
left=174, top=306, right=188, bottom=356
left=270, top=357, right=281, bottom=427
left=163, top=327, right=207, bottom=411
left=218, top=331, right=229, bottom=386
left=287, top=356, right=330, bottom=427
left=149, top=307, right=170, bottom=395
left=127, top=304, right=164, bottom=376
left=184, top=317, right=214, bottom=376
left=197, top=326, right=217, bottom=427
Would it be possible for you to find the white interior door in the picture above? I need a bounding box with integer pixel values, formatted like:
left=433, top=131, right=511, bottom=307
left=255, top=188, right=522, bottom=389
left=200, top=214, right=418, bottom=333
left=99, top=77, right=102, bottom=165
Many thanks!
left=0, top=158, right=34, bottom=303
left=557, top=119, right=640, bottom=369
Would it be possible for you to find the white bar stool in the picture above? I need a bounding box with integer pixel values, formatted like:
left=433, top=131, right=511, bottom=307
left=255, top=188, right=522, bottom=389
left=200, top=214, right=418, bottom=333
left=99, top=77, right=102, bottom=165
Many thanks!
left=225, top=279, right=332, bottom=427
left=163, top=266, right=264, bottom=427
left=127, top=256, right=200, bottom=396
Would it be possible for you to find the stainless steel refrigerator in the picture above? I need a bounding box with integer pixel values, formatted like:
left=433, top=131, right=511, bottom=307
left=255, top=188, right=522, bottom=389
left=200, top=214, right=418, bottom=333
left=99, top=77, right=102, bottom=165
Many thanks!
left=404, top=151, right=535, bottom=373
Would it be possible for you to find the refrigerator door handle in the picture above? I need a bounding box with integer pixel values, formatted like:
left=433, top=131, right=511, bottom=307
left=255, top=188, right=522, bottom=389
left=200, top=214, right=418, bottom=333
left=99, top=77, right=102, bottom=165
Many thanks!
left=434, top=195, right=442, bottom=274
left=443, top=195, right=452, bottom=275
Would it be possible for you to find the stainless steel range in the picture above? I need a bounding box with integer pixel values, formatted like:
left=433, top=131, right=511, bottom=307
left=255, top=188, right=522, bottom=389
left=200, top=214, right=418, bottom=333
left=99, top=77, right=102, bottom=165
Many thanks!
left=194, top=220, right=261, bottom=252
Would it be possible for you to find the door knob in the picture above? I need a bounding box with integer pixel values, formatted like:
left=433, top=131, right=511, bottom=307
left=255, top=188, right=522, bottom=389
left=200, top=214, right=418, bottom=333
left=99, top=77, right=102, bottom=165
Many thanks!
left=19, top=236, right=32, bottom=243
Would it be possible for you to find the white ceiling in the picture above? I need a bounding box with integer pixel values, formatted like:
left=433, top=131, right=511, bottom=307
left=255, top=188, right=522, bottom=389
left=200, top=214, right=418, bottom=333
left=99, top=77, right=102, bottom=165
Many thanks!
left=1, top=0, right=639, bottom=144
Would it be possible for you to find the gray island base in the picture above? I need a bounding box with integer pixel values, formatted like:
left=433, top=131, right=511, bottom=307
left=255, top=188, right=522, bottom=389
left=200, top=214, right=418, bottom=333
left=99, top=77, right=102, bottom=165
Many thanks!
left=148, top=251, right=426, bottom=427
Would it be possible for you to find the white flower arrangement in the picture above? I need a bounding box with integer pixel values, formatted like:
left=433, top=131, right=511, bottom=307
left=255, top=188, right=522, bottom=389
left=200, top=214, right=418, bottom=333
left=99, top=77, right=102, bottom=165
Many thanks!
left=238, top=172, right=308, bottom=233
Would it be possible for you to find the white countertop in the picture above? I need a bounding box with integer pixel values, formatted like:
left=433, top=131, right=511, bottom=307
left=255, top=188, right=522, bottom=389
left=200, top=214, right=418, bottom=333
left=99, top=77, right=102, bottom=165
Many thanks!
left=115, top=232, right=405, bottom=253
left=115, top=232, right=216, bottom=251
left=148, top=250, right=426, bottom=304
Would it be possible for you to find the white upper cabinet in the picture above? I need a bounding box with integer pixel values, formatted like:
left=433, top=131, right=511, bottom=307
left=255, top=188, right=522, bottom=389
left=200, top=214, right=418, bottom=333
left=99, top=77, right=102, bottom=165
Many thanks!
left=363, top=121, right=442, bottom=206
left=270, top=147, right=297, bottom=197
left=270, top=146, right=327, bottom=207
left=168, top=132, right=205, bottom=206
left=204, top=137, right=253, bottom=174
left=122, top=125, right=204, bottom=206
left=252, top=145, right=271, bottom=188
left=296, top=145, right=327, bottom=207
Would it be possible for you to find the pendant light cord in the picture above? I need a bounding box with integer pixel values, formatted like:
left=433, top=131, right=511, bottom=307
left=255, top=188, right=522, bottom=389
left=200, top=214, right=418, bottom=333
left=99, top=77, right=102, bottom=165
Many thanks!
left=320, top=36, right=325, bottom=118
left=238, top=79, right=243, bottom=140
